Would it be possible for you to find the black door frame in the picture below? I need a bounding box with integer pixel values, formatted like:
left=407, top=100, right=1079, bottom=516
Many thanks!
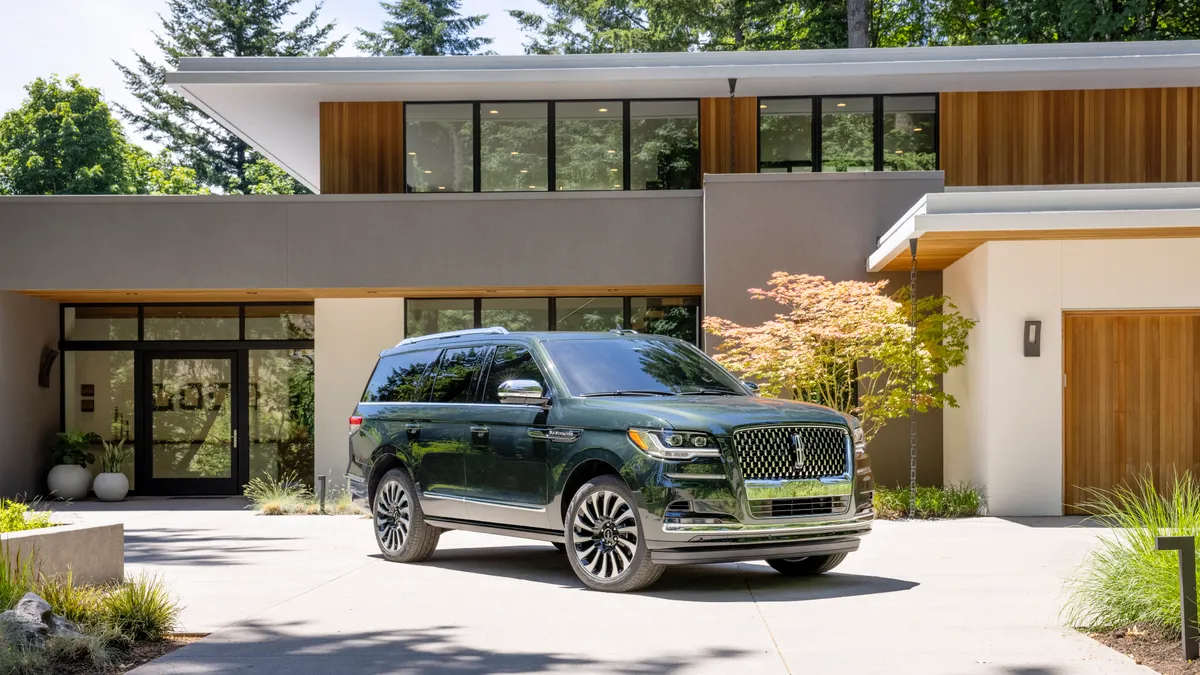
left=137, top=350, right=247, bottom=496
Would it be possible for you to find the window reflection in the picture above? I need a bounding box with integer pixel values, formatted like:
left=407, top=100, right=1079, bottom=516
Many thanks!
left=65, top=351, right=135, bottom=488
left=144, top=306, right=239, bottom=340
left=631, top=297, right=700, bottom=345
left=481, top=298, right=549, bottom=332
left=555, top=101, right=624, bottom=191
left=884, top=95, right=937, bottom=171
left=406, top=103, right=474, bottom=193
left=480, top=102, right=548, bottom=191
left=248, top=350, right=315, bottom=486
left=406, top=299, right=474, bottom=338
left=630, top=101, right=699, bottom=190
left=821, top=97, right=875, bottom=172
left=556, top=297, right=623, bottom=332
left=64, top=306, right=138, bottom=341
left=759, top=98, right=813, bottom=173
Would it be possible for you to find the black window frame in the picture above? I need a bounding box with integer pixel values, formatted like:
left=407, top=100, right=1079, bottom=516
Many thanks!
left=757, top=93, right=939, bottom=173
left=403, top=98, right=702, bottom=194
left=479, top=342, right=550, bottom=404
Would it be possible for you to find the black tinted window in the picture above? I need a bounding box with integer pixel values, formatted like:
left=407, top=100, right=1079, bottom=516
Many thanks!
left=430, top=346, right=486, bottom=403
left=483, top=346, right=547, bottom=403
left=543, top=338, right=745, bottom=396
left=362, top=350, right=439, bottom=403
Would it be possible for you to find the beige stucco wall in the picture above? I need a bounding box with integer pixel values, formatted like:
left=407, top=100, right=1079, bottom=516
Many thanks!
left=2, top=523, right=124, bottom=586
left=314, top=298, right=406, bottom=489
left=0, top=292, right=60, bottom=499
left=943, top=237, right=1200, bottom=516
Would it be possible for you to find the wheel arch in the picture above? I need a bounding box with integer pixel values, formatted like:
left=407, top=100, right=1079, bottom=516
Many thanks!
left=556, top=453, right=628, bottom=529
left=367, top=447, right=413, bottom=508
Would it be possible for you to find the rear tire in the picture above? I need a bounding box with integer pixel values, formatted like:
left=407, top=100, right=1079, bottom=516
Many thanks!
left=766, top=553, right=846, bottom=576
left=373, top=468, right=441, bottom=563
left=565, top=475, right=664, bottom=592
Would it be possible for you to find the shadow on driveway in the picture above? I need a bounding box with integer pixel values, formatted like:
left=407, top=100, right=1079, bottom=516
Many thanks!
left=126, top=528, right=299, bottom=566
left=377, top=545, right=918, bottom=601
left=141, top=621, right=753, bottom=674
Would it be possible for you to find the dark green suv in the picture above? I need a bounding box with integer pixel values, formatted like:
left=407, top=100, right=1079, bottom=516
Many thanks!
left=347, top=327, right=873, bottom=592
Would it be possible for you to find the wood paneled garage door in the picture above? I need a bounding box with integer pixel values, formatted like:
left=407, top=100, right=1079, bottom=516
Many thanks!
left=1064, top=312, right=1200, bottom=514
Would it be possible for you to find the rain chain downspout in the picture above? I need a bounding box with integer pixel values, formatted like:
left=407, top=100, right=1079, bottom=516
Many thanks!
left=908, top=238, right=919, bottom=519
left=728, top=78, right=738, bottom=173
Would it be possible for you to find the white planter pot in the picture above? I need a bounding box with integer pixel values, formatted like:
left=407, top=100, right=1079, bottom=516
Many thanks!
left=93, top=473, right=130, bottom=502
left=47, top=464, right=92, bottom=501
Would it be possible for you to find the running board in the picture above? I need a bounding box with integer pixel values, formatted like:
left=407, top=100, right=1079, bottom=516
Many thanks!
left=424, top=517, right=566, bottom=544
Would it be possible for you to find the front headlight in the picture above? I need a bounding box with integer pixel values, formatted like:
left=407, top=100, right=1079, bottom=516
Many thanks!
left=852, top=426, right=866, bottom=456
left=627, top=428, right=720, bottom=460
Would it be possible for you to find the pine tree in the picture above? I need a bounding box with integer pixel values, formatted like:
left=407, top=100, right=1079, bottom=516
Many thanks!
left=356, top=0, right=493, bottom=56
left=114, top=0, right=345, bottom=193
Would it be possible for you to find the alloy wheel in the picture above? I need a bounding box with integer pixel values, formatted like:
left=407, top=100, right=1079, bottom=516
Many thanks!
left=374, top=480, right=410, bottom=554
left=572, top=489, right=639, bottom=580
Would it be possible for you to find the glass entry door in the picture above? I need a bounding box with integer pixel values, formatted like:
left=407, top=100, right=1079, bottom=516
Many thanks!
left=141, top=352, right=240, bottom=495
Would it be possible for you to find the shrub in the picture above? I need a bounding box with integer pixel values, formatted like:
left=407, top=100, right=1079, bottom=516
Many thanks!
left=873, top=483, right=986, bottom=519
left=244, top=471, right=314, bottom=515
left=101, top=574, right=180, bottom=642
left=35, top=571, right=104, bottom=626
left=0, top=500, right=54, bottom=534
left=0, top=546, right=35, bottom=611
left=1064, top=473, right=1200, bottom=632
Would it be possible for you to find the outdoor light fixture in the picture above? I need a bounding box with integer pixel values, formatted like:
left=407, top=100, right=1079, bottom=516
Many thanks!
left=1024, top=320, right=1042, bottom=357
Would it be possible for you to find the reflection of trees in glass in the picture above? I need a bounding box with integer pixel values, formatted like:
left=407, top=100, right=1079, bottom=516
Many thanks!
left=431, top=347, right=484, bottom=403
left=556, top=298, right=623, bottom=332
left=821, top=110, right=874, bottom=172
left=152, top=358, right=232, bottom=479
left=407, top=305, right=473, bottom=338
left=883, top=105, right=936, bottom=171
left=482, top=346, right=546, bottom=402
left=635, top=341, right=741, bottom=392
left=480, top=105, right=548, bottom=191
left=630, top=115, right=698, bottom=190
left=481, top=300, right=549, bottom=332
left=406, top=115, right=473, bottom=192
left=370, top=355, right=435, bottom=403
left=631, top=301, right=699, bottom=345
left=555, top=116, right=623, bottom=191
left=759, top=109, right=812, bottom=172
left=248, top=350, right=316, bottom=486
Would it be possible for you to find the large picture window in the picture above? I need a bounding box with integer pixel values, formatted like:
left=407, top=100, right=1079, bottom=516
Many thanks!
left=480, top=102, right=549, bottom=192
left=406, top=103, right=474, bottom=193
left=759, top=94, right=938, bottom=173
left=555, top=101, right=624, bottom=191
left=630, top=101, right=699, bottom=190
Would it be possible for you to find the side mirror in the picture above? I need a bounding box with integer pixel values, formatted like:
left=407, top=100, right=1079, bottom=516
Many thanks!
left=498, top=379, right=549, bottom=405
left=742, top=381, right=760, bottom=393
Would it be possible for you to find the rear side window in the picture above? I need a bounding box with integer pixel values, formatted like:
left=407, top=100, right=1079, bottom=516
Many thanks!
left=430, top=346, right=487, bottom=403
left=482, top=345, right=546, bottom=403
left=362, top=349, right=439, bottom=402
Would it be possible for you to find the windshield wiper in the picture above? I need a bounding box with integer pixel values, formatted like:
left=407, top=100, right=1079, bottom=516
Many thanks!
left=678, top=388, right=741, bottom=396
left=580, top=390, right=677, bottom=398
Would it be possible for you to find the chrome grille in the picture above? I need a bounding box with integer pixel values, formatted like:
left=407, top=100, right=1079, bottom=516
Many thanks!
left=750, top=496, right=850, bottom=518
left=733, top=425, right=849, bottom=480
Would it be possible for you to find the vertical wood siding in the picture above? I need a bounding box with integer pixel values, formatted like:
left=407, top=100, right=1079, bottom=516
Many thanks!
left=700, top=97, right=759, bottom=176
left=319, top=102, right=405, bottom=194
left=1064, top=312, right=1200, bottom=514
left=941, top=89, right=1200, bottom=187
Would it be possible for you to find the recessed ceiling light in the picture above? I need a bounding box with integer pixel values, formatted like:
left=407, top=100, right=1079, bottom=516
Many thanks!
left=246, top=291, right=258, bottom=295
left=519, top=169, right=528, bottom=173
left=511, top=151, right=519, bottom=155
left=438, top=186, right=446, bottom=190
left=912, top=127, right=923, bottom=132
left=528, top=185, right=537, bottom=189
left=836, top=102, right=847, bottom=107
left=598, top=107, right=608, bottom=112
left=408, top=151, right=416, bottom=156
left=607, top=149, right=616, bottom=154
left=424, top=170, right=432, bottom=174
left=610, top=168, right=618, bottom=172
left=895, top=149, right=904, bottom=154
left=488, top=109, right=499, bottom=114
left=760, top=104, right=767, bottom=109
left=613, top=184, right=621, bottom=188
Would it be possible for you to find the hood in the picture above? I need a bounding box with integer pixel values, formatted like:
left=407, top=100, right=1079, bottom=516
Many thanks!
left=571, top=395, right=849, bottom=435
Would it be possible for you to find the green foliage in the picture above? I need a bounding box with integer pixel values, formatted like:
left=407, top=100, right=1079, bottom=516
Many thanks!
left=114, top=0, right=344, bottom=192
left=357, top=0, right=493, bottom=56
left=244, top=471, right=315, bottom=514
left=0, top=75, right=132, bottom=195
left=99, top=439, right=133, bottom=475
left=873, top=483, right=986, bottom=519
left=227, top=157, right=300, bottom=195
left=1065, top=473, right=1200, bottom=632
left=35, top=571, right=105, bottom=626
left=50, top=431, right=100, bottom=468
left=0, top=500, right=54, bottom=534
left=124, top=145, right=208, bottom=195
left=101, top=574, right=181, bottom=642
left=0, top=545, right=35, bottom=611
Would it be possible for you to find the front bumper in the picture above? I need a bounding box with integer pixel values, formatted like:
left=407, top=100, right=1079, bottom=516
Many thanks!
left=645, top=512, right=872, bottom=564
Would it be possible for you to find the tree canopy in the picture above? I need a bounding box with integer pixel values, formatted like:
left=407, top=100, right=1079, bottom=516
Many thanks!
left=357, top=0, right=494, bottom=55
left=114, top=0, right=345, bottom=193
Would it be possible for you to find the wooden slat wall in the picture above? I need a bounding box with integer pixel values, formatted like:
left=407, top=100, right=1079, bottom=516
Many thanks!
left=319, top=102, right=405, bottom=194
left=942, top=89, right=1200, bottom=187
left=700, top=97, right=759, bottom=175
left=1063, top=312, right=1200, bottom=514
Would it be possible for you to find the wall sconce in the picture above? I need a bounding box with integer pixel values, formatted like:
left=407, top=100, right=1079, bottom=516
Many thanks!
left=1024, top=321, right=1041, bottom=357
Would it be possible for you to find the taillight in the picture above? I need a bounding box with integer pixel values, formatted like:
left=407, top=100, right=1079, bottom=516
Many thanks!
left=349, top=415, right=363, bottom=434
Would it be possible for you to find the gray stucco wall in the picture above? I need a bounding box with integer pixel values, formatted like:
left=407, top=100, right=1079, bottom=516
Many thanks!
left=0, top=292, right=60, bottom=498
left=0, top=192, right=702, bottom=291
left=703, top=172, right=946, bottom=488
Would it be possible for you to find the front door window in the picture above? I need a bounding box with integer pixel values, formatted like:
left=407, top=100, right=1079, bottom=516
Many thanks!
left=147, top=354, right=237, bottom=493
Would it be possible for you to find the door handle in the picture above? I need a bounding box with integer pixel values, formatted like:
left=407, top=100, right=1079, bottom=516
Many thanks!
left=470, top=425, right=490, bottom=438
left=405, top=423, right=421, bottom=440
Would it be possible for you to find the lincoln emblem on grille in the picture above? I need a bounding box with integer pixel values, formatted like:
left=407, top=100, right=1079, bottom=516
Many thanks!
left=790, top=433, right=806, bottom=469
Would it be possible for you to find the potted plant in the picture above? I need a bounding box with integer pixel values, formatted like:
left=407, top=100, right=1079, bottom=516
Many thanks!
left=47, top=431, right=100, bottom=500
left=94, top=433, right=133, bottom=502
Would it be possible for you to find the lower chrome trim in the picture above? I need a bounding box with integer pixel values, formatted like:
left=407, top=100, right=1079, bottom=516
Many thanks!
left=424, top=517, right=564, bottom=544
left=662, top=513, right=873, bottom=536
left=423, top=492, right=546, bottom=512
left=665, top=473, right=726, bottom=480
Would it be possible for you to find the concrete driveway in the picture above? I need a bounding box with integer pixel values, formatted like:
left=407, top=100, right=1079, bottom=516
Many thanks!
left=55, top=500, right=1149, bottom=674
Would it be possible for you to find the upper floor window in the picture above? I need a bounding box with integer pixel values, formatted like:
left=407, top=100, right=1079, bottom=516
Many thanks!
left=555, top=101, right=624, bottom=191
left=406, top=103, right=474, bottom=193
left=630, top=101, right=699, bottom=190
left=481, top=102, right=549, bottom=192
left=759, top=94, right=937, bottom=173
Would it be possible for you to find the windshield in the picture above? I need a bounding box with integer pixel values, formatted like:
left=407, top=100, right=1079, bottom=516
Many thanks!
left=543, top=338, right=747, bottom=397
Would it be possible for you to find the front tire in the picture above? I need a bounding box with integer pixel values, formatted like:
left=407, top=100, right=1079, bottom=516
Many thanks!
left=565, top=475, right=664, bottom=592
left=766, top=553, right=846, bottom=576
left=373, top=469, right=441, bottom=563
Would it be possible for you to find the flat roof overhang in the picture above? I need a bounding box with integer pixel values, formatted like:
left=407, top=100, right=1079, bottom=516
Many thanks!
left=868, top=185, right=1200, bottom=272
left=167, top=40, right=1200, bottom=193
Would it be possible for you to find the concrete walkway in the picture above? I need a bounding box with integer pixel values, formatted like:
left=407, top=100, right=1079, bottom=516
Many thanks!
left=54, top=500, right=1150, bottom=674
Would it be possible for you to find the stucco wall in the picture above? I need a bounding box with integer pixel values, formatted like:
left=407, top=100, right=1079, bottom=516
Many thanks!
left=0, top=292, right=60, bottom=498
left=702, top=172, right=946, bottom=488
left=942, top=237, right=1200, bottom=516
left=313, top=298, right=406, bottom=488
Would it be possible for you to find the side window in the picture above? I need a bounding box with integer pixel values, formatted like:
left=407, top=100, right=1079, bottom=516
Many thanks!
left=361, top=350, right=439, bottom=403
left=483, top=345, right=547, bottom=403
left=430, top=346, right=487, bottom=403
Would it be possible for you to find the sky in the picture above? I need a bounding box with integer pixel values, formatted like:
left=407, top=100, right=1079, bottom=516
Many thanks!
left=0, top=0, right=542, bottom=147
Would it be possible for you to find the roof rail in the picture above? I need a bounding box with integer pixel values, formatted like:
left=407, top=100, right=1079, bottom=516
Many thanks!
left=394, top=326, right=509, bottom=348
left=608, top=328, right=639, bottom=336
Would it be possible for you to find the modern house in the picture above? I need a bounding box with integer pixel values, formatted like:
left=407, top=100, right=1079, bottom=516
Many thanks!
left=3, top=40, right=1200, bottom=515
